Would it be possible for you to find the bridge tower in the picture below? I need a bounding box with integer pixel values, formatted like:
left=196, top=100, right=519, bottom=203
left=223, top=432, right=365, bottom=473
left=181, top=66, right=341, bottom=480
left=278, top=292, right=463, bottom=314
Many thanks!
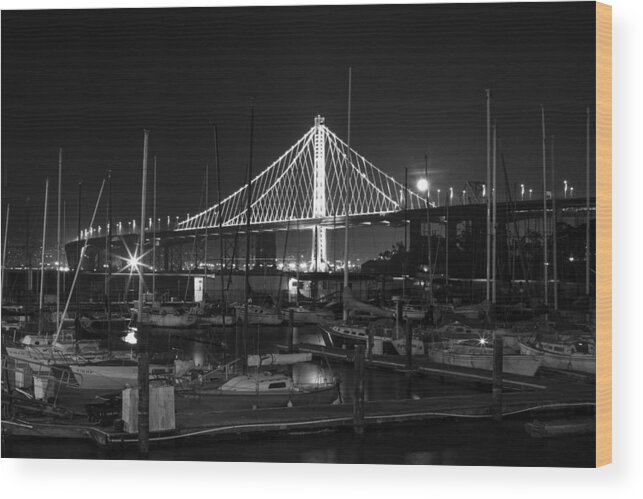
left=311, top=115, right=328, bottom=271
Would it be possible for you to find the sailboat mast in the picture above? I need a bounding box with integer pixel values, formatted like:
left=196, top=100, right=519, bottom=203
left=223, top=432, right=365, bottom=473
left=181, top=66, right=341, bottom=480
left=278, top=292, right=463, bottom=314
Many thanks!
left=585, top=108, right=590, bottom=297
left=76, top=181, right=82, bottom=335
left=541, top=106, right=548, bottom=307
left=403, top=167, right=408, bottom=301
left=552, top=135, right=558, bottom=310
left=56, top=149, right=62, bottom=330
left=424, top=154, right=431, bottom=305
left=243, top=103, right=255, bottom=373
left=39, top=178, right=49, bottom=333
left=492, top=124, right=497, bottom=304
left=342, top=67, right=352, bottom=321
left=1, top=204, right=9, bottom=299
left=202, top=160, right=208, bottom=301
left=485, top=89, right=491, bottom=302
left=152, top=157, right=157, bottom=299
left=445, top=190, right=450, bottom=305
left=137, top=129, right=150, bottom=459
left=214, top=124, right=226, bottom=334
left=138, top=131, right=149, bottom=322
left=106, top=169, right=112, bottom=348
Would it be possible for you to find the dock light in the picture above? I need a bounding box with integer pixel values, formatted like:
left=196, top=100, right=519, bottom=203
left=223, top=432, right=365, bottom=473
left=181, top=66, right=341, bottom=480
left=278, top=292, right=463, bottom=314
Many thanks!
left=564, top=180, right=568, bottom=199
left=416, top=178, right=429, bottom=193
left=482, top=184, right=486, bottom=198
left=570, top=186, right=574, bottom=198
left=520, top=184, right=525, bottom=201
left=123, top=328, right=138, bottom=345
left=529, top=188, right=533, bottom=200
left=126, top=255, right=142, bottom=271
left=436, top=189, right=441, bottom=207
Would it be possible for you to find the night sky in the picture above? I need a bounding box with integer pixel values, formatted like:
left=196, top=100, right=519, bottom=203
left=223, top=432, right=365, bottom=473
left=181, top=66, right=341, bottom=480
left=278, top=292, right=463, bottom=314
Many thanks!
left=1, top=2, right=596, bottom=259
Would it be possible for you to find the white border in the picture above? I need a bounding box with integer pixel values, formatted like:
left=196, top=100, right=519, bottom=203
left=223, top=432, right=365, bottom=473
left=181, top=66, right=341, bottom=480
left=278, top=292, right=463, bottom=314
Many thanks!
left=1, top=0, right=641, bottom=497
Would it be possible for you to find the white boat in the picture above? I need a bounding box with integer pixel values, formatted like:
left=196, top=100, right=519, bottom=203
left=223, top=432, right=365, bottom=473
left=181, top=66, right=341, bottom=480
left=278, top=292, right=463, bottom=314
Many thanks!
left=518, top=337, right=595, bottom=374
left=384, top=302, right=428, bottom=321
left=186, top=363, right=339, bottom=411
left=427, top=339, right=542, bottom=377
left=189, top=302, right=236, bottom=326
left=137, top=308, right=198, bottom=328
left=319, top=324, right=424, bottom=356
left=233, top=304, right=283, bottom=325
left=280, top=306, right=334, bottom=325
left=196, top=314, right=235, bottom=326
left=4, top=333, right=108, bottom=373
left=69, top=359, right=173, bottom=390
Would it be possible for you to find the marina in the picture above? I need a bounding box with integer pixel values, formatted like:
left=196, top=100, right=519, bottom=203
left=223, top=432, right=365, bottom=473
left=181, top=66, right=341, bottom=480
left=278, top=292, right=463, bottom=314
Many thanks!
left=1, top=3, right=600, bottom=469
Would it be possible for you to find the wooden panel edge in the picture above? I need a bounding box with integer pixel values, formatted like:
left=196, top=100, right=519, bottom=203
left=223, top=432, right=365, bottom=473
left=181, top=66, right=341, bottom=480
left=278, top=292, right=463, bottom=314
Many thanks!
left=595, top=0, right=612, bottom=468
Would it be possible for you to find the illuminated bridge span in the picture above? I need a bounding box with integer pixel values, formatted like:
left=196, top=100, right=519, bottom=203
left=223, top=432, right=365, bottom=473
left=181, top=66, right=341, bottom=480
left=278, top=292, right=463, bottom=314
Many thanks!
left=176, top=116, right=426, bottom=271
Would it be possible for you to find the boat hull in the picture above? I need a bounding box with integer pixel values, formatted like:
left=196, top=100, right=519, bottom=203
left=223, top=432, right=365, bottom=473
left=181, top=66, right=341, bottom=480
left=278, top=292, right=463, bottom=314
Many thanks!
left=178, top=384, right=339, bottom=412
left=427, top=349, right=542, bottom=377
left=140, top=312, right=198, bottom=328
left=197, top=315, right=235, bottom=326
left=69, top=363, right=172, bottom=390
left=518, top=341, right=595, bottom=374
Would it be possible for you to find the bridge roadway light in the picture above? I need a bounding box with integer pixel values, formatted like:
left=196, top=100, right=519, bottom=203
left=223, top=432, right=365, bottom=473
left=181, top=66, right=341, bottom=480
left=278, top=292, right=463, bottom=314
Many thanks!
left=416, top=178, right=429, bottom=193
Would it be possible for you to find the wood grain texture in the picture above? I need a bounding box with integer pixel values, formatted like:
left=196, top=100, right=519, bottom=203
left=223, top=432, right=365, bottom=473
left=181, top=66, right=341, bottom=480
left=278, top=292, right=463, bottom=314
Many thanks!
left=595, top=1, right=612, bottom=468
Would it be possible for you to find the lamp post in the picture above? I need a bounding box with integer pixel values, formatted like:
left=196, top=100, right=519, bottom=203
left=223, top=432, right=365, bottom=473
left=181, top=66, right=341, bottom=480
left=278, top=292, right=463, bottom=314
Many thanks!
left=564, top=180, right=568, bottom=199
left=520, top=184, right=525, bottom=201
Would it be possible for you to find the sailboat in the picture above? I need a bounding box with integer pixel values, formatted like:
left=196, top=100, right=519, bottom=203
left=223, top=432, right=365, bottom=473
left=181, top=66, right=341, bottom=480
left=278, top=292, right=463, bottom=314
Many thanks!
left=67, top=134, right=174, bottom=390
left=5, top=176, right=105, bottom=373
left=176, top=352, right=338, bottom=411
left=517, top=335, right=595, bottom=374
left=427, top=337, right=542, bottom=377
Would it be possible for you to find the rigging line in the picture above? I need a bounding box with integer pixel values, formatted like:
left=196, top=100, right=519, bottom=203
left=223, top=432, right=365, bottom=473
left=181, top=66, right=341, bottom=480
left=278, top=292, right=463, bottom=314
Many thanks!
left=276, top=218, right=291, bottom=311
left=325, top=127, right=426, bottom=207
left=178, top=127, right=316, bottom=228
left=52, top=179, right=106, bottom=346
left=223, top=133, right=315, bottom=228
left=184, top=167, right=208, bottom=301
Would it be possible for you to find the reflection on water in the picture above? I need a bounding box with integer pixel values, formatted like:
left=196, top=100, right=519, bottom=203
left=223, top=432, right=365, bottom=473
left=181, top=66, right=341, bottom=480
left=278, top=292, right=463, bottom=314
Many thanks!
left=2, top=420, right=596, bottom=467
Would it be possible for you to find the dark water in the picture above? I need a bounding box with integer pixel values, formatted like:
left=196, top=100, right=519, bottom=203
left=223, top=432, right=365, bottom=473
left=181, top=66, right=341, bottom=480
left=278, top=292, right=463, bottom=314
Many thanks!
left=2, top=325, right=596, bottom=466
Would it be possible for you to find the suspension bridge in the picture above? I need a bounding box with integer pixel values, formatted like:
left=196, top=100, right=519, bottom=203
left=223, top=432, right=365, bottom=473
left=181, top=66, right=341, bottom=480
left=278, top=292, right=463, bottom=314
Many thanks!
left=64, top=116, right=594, bottom=281
left=175, top=116, right=426, bottom=271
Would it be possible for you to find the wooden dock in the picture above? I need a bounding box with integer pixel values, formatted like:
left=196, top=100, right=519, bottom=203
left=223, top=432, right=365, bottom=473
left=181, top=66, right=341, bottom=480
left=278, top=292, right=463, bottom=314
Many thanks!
left=2, top=381, right=595, bottom=448
left=1, top=342, right=596, bottom=448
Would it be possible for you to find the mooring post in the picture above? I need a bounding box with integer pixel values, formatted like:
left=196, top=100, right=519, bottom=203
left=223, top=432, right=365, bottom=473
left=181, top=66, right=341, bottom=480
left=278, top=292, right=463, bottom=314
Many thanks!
left=137, top=323, right=150, bottom=458
left=492, top=330, right=503, bottom=421
left=288, top=308, right=294, bottom=353
left=405, top=318, right=412, bottom=370
left=353, top=344, right=365, bottom=435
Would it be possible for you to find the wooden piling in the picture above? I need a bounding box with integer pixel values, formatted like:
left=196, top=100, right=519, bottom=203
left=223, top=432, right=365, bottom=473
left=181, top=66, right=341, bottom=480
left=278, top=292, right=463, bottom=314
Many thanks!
left=137, top=324, right=150, bottom=458
left=405, top=319, right=412, bottom=370
left=492, top=331, right=503, bottom=421
left=288, top=309, right=294, bottom=353
left=353, top=344, right=365, bottom=435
